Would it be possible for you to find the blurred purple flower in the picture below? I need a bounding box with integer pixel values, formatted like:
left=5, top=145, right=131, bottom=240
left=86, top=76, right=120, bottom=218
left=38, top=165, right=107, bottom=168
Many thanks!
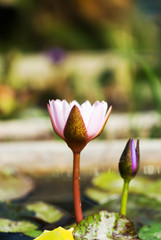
left=46, top=47, right=66, bottom=64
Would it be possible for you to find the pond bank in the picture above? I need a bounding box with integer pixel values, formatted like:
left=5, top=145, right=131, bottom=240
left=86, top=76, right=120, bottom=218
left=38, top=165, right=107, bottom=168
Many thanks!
left=0, top=139, right=160, bottom=176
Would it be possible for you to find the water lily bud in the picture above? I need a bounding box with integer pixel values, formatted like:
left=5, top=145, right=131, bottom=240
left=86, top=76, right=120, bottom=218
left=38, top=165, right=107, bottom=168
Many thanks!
left=119, top=138, right=140, bottom=182
left=48, top=99, right=112, bottom=153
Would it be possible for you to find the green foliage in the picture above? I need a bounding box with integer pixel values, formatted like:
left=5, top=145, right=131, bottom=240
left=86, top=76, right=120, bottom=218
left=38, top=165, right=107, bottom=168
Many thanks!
left=135, top=57, right=161, bottom=114
left=0, top=173, right=34, bottom=201
left=0, top=201, right=70, bottom=237
left=87, top=171, right=161, bottom=203
left=0, top=218, right=38, bottom=233
left=25, top=230, right=43, bottom=238
left=138, top=224, right=161, bottom=240
left=73, top=210, right=139, bottom=240
left=85, top=193, right=161, bottom=232
left=85, top=171, right=161, bottom=233
left=21, top=201, right=65, bottom=223
left=150, top=125, right=161, bottom=138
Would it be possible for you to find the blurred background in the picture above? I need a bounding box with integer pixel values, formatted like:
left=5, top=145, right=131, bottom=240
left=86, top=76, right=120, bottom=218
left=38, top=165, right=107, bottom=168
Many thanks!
left=0, top=2, right=161, bottom=237
left=0, top=0, right=161, bottom=143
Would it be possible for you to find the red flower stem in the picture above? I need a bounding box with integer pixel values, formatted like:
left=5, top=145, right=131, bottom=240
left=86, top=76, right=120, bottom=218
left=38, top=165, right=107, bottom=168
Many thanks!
left=73, top=151, right=83, bottom=224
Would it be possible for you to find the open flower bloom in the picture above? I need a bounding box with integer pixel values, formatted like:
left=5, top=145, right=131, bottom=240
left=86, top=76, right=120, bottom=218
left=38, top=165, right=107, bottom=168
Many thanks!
left=34, top=227, right=74, bottom=240
left=48, top=100, right=112, bottom=152
left=119, top=138, right=140, bottom=182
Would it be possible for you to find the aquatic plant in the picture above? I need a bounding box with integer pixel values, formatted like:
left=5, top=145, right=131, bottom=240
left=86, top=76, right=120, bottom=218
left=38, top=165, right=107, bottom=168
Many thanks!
left=119, top=138, right=140, bottom=216
left=48, top=99, right=112, bottom=223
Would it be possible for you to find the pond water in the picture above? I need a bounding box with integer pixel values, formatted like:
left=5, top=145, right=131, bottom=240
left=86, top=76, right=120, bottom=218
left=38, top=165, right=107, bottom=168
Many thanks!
left=0, top=172, right=161, bottom=239
left=0, top=174, right=93, bottom=240
left=29, top=174, right=94, bottom=212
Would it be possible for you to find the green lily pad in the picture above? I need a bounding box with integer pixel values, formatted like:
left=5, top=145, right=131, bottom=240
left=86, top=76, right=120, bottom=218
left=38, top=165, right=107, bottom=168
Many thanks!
left=92, top=171, right=121, bottom=190
left=84, top=194, right=161, bottom=231
left=86, top=171, right=161, bottom=203
left=92, top=171, right=151, bottom=193
left=0, top=173, right=34, bottom=201
left=24, top=230, right=43, bottom=238
left=85, top=187, right=120, bottom=204
left=22, top=201, right=66, bottom=223
left=138, top=224, right=161, bottom=240
left=73, top=210, right=140, bottom=240
left=0, top=218, right=38, bottom=233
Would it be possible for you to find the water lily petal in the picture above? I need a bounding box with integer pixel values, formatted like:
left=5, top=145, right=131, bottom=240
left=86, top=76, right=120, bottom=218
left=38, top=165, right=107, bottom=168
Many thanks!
left=79, top=101, right=92, bottom=128
left=96, top=106, right=112, bottom=137
left=62, top=100, right=71, bottom=124
left=47, top=102, right=62, bottom=138
left=87, top=101, right=108, bottom=140
left=70, top=100, right=81, bottom=109
left=48, top=100, right=65, bottom=139
left=48, top=99, right=112, bottom=151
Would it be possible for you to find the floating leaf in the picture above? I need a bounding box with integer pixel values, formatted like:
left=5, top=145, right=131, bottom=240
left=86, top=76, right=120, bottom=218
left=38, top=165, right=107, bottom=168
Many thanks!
left=92, top=171, right=151, bottom=193
left=0, top=173, right=34, bottom=201
left=92, top=171, right=121, bottom=190
left=86, top=171, right=161, bottom=203
left=22, top=201, right=66, bottom=223
left=85, top=187, right=119, bottom=204
left=0, top=218, right=38, bottom=233
left=24, top=230, right=43, bottom=238
left=73, top=210, right=140, bottom=240
left=84, top=194, right=161, bottom=231
left=138, top=224, right=161, bottom=240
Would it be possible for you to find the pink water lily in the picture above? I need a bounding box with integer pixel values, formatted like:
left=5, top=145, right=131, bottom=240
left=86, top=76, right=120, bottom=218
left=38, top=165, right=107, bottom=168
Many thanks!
left=47, top=99, right=112, bottom=224
left=48, top=99, right=112, bottom=152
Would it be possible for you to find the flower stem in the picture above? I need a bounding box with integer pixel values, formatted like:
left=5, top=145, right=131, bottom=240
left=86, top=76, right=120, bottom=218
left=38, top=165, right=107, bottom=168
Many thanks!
left=120, top=180, right=130, bottom=216
left=73, top=152, right=83, bottom=224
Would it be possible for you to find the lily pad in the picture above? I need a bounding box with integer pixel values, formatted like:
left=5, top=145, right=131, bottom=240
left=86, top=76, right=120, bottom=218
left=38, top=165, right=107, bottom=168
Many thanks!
left=138, top=224, right=161, bottom=240
left=25, top=230, right=43, bottom=238
left=86, top=171, right=161, bottom=203
left=73, top=210, right=140, bottom=240
left=84, top=194, right=161, bottom=231
left=0, top=173, right=34, bottom=201
left=85, top=187, right=120, bottom=204
left=0, top=218, right=38, bottom=233
left=21, top=201, right=66, bottom=223
left=92, top=171, right=151, bottom=193
left=92, top=171, right=121, bottom=190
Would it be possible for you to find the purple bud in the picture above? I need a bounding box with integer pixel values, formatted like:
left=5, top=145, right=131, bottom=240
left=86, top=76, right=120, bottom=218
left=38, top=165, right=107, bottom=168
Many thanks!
left=119, top=138, right=140, bottom=182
